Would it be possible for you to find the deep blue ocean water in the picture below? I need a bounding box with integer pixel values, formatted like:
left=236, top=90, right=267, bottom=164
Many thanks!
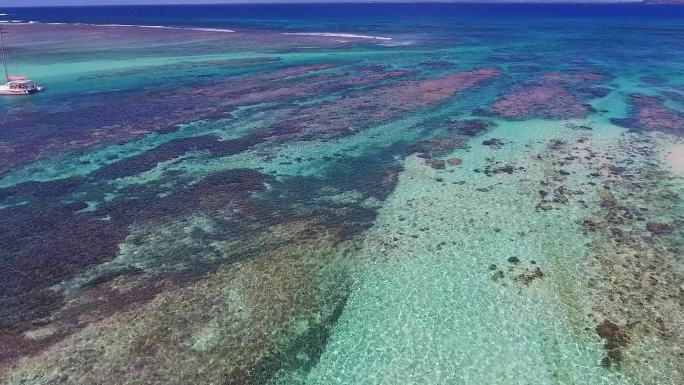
left=4, top=3, right=684, bottom=31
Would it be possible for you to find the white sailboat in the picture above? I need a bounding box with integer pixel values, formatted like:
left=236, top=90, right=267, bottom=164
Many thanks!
left=0, top=28, right=43, bottom=95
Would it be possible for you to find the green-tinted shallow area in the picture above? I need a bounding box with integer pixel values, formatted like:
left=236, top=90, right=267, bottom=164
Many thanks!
left=298, top=123, right=619, bottom=385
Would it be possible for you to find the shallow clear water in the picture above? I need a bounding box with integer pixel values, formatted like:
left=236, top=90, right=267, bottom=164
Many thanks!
left=0, top=4, right=683, bottom=385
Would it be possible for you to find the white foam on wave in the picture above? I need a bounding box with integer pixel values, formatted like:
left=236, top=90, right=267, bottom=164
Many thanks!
left=11, top=21, right=234, bottom=33
left=378, top=40, right=414, bottom=47
left=98, top=24, right=233, bottom=32
left=186, top=27, right=235, bottom=33
left=282, top=32, right=392, bottom=41
left=99, top=24, right=176, bottom=30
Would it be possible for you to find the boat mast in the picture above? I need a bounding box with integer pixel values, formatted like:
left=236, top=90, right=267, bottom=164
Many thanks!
left=0, top=28, right=8, bottom=81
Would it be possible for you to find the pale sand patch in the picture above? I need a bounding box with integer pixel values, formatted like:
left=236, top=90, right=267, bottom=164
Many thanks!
left=666, top=141, right=684, bottom=177
left=652, top=133, right=684, bottom=177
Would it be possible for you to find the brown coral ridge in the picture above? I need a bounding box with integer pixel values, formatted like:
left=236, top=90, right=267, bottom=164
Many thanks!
left=490, top=71, right=609, bottom=120
left=1, top=62, right=413, bottom=177
left=413, top=138, right=468, bottom=170
left=74, top=68, right=498, bottom=182
left=272, top=67, right=501, bottom=141
left=611, top=93, right=684, bottom=135
left=0, top=65, right=497, bottom=180
left=0, top=63, right=334, bottom=176
left=531, top=128, right=682, bottom=381
left=575, top=135, right=683, bottom=382
left=0, top=233, right=356, bottom=385
left=491, top=84, right=593, bottom=120
left=402, top=118, right=498, bottom=173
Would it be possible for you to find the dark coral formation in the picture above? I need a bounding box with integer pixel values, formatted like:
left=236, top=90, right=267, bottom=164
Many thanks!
left=0, top=65, right=502, bottom=340
left=277, top=68, right=500, bottom=140
left=595, top=319, right=630, bottom=368
left=570, top=134, right=681, bottom=379
left=92, top=134, right=267, bottom=179
left=412, top=137, right=469, bottom=157
left=449, top=119, right=496, bottom=136
left=0, top=202, right=128, bottom=333
left=645, top=221, right=673, bottom=235
left=447, top=158, right=462, bottom=166
left=537, top=71, right=608, bottom=85
left=0, top=169, right=275, bottom=335
left=424, top=158, right=446, bottom=169
left=80, top=67, right=499, bottom=182
left=479, top=158, right=521, bottom=177
left=528, top=125, right=682, bottom=380
left=490, top=71, right=609, bottom=120
left=489, top=53, right=539, bottom=62
left=491, top=84, right=593, bottom=120
left=0, top=176, right=85, bottom=203
left=0, top=62, right=418, bottom=177
left=532, top=138, right=594, bottom=211
left=611, top=94, right=684, bottom=135
left=482, top=137, right=505, bottom=149
left=515, top=267, right=544, bottom=286
left=0, top=135, right=406, bottom=383
left=489, top=259, right=544, bottom=287
left=0, top=63, right=338, bottom=176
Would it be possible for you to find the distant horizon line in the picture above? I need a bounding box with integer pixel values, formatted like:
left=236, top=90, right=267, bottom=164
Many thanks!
left=3, top=0, right=668, bottom=10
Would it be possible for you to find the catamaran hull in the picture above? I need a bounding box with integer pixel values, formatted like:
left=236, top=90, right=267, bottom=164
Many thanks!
left=0, top=86, right=43, bottom=95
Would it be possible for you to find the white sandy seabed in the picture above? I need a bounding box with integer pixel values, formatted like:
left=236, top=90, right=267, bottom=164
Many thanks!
left=269, top=119, right=639, bottom=385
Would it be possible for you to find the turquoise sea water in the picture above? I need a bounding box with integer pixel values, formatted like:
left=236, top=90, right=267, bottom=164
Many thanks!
left=0, top=4, right=683, bottom=385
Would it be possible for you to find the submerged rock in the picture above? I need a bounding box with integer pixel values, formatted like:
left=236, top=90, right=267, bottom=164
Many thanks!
left=482, top=138, right=505, bottom=148
left=595, top=319, right=630, bottom=368
left=424, top=158, right=446, bottom=169
left=484, top=164, right=517, bottom=176
left=548, top=139, right=566, bottom=151
left=516, top=267, right=544, bottom=286
left=450, top=119, right=496, bottom=136
left=646, top=221, right=672, bottom=235
left=447, top=158, right=462, bottom=166
left=412, top=137, right=469, bottom=157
